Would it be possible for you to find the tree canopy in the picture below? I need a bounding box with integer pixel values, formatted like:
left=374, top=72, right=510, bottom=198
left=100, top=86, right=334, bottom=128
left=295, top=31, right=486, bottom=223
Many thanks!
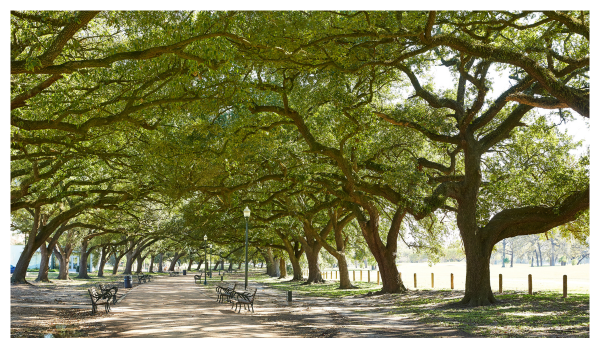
left=10, top=11, right=588, bottom=306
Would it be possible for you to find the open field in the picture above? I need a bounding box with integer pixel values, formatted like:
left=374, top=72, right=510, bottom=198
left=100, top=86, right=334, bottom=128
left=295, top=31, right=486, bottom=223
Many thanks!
left=317, top=262, right=590, bottom=293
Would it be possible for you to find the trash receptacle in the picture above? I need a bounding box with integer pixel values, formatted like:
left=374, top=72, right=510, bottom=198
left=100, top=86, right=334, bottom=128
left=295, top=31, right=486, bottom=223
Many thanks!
left=124, top=275, right=132, bottom=288
left=183, top=269, right=186, bottom=275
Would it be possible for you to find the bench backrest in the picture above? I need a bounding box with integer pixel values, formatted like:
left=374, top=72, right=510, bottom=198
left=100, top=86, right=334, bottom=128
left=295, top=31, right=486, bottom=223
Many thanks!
left=246, top=288, right=257, bottom=300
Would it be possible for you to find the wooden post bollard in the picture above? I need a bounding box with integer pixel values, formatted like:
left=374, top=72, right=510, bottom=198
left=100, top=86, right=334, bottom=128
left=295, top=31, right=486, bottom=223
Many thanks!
left=360, top=270, right=363, bottom=281
left=368, top=270, right=371, bottom=283
left=414, top=273, right=417, bottom=288
left=499, top=274, right=502, bottom=293
left=377, top=271, right=380, bottom=285
left=353, top=270, right=355, bottom=281
left=563, top=275, right=567, bottom=298
left=451, top=273, right=454, bottom=289
left=528, top=274, right=532, bottom=295
left=431, top=273, right=434, bottom=288
left=287, top=290, right=292, bottom=302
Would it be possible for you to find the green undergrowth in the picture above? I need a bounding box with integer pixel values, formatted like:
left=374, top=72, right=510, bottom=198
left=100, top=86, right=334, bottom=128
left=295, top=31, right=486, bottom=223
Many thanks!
left=391, top=291, right=589, bottom=337
left=257, top=277, right=382, bottom=298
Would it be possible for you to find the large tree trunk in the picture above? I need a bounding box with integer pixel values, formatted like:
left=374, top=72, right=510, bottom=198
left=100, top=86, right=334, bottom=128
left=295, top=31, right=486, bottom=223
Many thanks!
left=168, top=252, right=184, bottom=271
left=214, top=260, right=221, bottom=271
left=148, top=254, right=156, bottom=273
left=197, top=259, right=204, bottom=271
left=123, top=250, right=134, bottom=275
left=77, top=239, right=90, bottom=279
left=54, top=244, right=73, bottom=280
left=352, top=204, right=405, bottom=293
left=264, top=248, right=275, bottom=276
left=237, top=261, right=242, bottom=269
left=11, top=207, right=42, bottom=284
left=461, top=236, right=495, bottom=306
left=36, top=241, right=51, bottom=283
left=303, top=243, right=324, bottom=283
left=157, top=253, right=163, bottom=272
left=135, top=255, right=145, bottom=273
left=455, top=140, right=497, bottom=306
left=273, top=257, right=281, bottom=277
left=187, top=257, right=194, bottom=271
left=279, top=257, right=287, bottom=279
left=277, top=232, right=304, bottom=280
left=97, top=247, right=109, bottom=277
left=112, top=253, right=123, bottom=275
left=309, top=209, right=356, bottom=289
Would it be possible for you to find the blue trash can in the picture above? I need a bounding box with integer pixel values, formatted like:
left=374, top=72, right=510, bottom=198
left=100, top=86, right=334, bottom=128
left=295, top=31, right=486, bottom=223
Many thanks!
left=124, top=275, right=132, bottom=288
left=183, top=269, right=186, bottom=275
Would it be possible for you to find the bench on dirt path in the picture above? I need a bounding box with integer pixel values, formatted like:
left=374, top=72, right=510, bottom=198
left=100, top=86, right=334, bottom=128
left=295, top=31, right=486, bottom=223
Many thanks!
left=169, top=271, right=180, bottom=277
left=194, top=273, right=204, bottom=283
left=216, top=282, right=237, bottom=303
left=231, top=288, right=258, bottom=313
left=98, top=283, right=119, bottom=304
left=88, top=286, right=113, bottom=314
left=135, top=272, right=152, bottom=283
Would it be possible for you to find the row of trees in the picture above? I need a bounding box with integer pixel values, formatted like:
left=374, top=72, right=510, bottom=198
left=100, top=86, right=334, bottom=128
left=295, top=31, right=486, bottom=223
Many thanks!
left=11, top=11, right=588, bottom=307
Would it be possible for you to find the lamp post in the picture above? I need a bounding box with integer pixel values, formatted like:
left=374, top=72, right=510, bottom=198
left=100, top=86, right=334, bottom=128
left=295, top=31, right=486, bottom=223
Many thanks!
left=209, top=244, right=213, bottom=278
left=243, top=206, right=250, bottom=290
left=204, top=234, right=207, bottom=285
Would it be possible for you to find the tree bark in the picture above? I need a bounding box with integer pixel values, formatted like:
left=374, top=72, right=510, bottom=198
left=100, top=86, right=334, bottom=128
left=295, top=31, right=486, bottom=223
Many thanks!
left=97, top=246, right=109, bottom=277
left=351, top=203, right=406, bottom=293
left=36, top=241, right=51, bottom=283
left=273, top=257, right=281, bottom=277
left=168, top=252, right=184, bottom=271
left=54, top=243, right=73, bottom=280
left=279, top=256, right=287, bottom=278
left=123, top=250, right=134, bottom=275
left=277, top=232, right=304, bottom=280
left=187, top=256, right=194, bottom=271
left=537, top=242, right=543, bottom=266
left=135, top=254, right=146, bottom=273
left=197, top=259, right=204, bottom=271
left=461, top=236, right=495, bottom=306
left=264, top=248, right=275, bottom=276
left=303, top=242, right=324, bottom=283
left=158, top=253, right=163, bottom=272
left=148, top=253, right=156, bottom=273
left=11, top=207, right=41, bottom=284
left=77, top=239, right=90, bottom=278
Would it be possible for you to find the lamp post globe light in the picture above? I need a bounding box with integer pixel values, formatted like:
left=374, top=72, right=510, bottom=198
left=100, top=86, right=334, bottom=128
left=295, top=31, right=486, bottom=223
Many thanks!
left=204, top=234, right=207, bottom=285
left=209, top=244, right=213, bottom=278
left=243, top=206, right=250, bottom=290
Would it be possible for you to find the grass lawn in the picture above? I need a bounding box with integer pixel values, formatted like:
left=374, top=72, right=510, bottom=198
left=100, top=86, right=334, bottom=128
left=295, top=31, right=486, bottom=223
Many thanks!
left=390, top=290, right=589, bottom=337
left=260, top=277, right=382, bottom=297
left=256, top=275, right=589, bottom=337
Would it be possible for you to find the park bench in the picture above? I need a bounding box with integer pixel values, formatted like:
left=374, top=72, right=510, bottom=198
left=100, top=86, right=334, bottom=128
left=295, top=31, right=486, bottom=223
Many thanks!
left=230, top=288, right=258, bottom=313
left=88, top=286, right=113, bottom=314
left=215, top=282, right=237, bottom=303
left=169, top=271, right=180, bottom=277
left=135, top=272, right=152, bottom=283
left=194, top=273, right=204, bottom=284
left=98, top=283, right=119, bottom=304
